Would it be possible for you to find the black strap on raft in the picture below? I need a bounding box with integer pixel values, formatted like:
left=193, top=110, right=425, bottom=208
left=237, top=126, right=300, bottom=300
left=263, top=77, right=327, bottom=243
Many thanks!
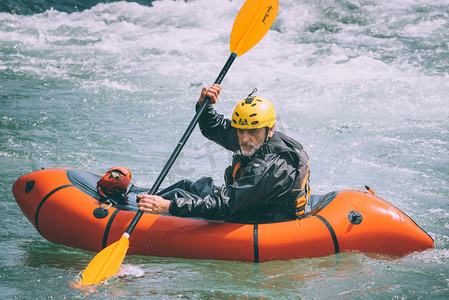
left=253, top=224, right=259, bottom=263
left=35, top=184, right=74, bottom=235
left=102, top=209, right=120, bottom=249
left=315, top=215, right=340, bottom=254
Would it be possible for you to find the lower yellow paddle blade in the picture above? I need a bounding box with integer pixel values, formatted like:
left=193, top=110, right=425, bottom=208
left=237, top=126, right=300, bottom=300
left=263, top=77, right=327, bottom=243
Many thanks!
left=81, top=234, right=130, bottom=285
left=230, top=0, right=279, bottom=56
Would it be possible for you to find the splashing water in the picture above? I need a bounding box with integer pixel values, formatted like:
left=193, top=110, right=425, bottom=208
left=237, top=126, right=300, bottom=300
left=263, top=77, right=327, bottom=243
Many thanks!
left=1, top=0, right=449, bottom=298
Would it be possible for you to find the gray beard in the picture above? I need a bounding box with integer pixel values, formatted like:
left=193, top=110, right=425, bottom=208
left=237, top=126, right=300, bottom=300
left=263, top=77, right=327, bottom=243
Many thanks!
left=240, top=141, right=262, bottom=157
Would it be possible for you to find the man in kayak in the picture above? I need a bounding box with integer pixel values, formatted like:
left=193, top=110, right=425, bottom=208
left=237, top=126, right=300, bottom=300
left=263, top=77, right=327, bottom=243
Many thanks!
left=137, top=85, right=310, bottom=223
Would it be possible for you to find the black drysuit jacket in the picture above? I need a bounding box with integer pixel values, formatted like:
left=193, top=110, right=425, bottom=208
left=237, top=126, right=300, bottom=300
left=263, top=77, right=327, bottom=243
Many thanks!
left=164, top=103, right=310, bottom=223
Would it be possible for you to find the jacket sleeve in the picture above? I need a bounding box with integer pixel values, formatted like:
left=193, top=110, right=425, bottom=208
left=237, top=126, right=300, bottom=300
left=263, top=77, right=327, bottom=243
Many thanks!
left=196, top=102, right=239, bottom=152
left=168, top=153, right=297, bottom=221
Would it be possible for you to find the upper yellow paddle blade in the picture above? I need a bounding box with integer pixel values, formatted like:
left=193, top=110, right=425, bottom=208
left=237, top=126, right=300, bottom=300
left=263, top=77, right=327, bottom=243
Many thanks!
left=230, top=0, right=279, bottom=56
left=81, top=234, right=129, bottom=285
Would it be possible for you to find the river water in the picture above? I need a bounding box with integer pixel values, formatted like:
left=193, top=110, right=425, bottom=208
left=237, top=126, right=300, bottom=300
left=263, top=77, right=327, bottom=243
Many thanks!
left=1, top=0, right=448, bottom=298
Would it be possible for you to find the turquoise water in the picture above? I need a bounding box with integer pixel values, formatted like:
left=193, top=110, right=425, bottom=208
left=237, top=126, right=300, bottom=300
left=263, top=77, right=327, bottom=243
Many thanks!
left=1, top=0, right=449, bottom=298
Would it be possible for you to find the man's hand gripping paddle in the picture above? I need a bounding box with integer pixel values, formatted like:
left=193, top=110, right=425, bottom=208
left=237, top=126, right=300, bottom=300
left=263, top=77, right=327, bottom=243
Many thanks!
left=81, top=0, right=279, bottom=285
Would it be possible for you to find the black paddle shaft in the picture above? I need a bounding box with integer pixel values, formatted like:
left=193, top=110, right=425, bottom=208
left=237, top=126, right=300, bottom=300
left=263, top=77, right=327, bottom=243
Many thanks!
left=125, top=53, right=237, bottom=235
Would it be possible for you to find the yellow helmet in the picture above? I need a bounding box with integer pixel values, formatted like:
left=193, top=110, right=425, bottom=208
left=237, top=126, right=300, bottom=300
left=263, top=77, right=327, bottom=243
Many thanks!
left=231, top=95, right=276, bottom=129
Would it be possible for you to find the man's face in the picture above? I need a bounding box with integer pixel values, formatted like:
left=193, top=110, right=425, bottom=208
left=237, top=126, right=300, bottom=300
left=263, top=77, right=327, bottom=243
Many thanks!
left=237, top=127, right=274, bottom=157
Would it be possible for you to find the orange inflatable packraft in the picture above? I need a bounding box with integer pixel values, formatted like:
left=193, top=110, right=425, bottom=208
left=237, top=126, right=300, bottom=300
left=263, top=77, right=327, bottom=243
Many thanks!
left=12, top=168, right=433, bottom=262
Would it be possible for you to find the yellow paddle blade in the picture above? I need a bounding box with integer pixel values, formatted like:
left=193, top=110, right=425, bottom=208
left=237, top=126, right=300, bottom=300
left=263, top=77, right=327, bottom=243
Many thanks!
left=230, top=0, right=279, bottom=56
left=81, top=234, right=130, bottom=285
